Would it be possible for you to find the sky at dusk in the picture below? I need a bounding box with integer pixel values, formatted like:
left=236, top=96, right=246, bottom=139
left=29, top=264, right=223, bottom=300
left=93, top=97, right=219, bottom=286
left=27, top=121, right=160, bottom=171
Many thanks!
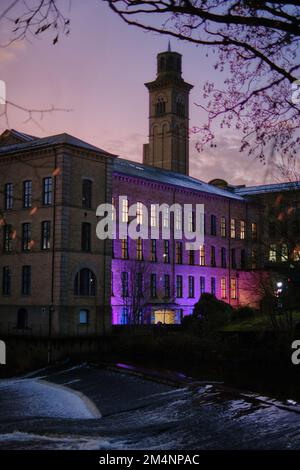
left=1, top=0, right=274, bottom=186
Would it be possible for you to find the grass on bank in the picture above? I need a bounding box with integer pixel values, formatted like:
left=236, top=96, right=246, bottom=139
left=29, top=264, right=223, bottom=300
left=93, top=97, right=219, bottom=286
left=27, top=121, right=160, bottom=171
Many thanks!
left=222, top=311, right=300, bottom=332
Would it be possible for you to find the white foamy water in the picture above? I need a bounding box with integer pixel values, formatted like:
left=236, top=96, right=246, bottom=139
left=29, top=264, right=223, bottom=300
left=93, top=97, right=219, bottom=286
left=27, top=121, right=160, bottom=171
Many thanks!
left=0, top=377, right=99, bottom=420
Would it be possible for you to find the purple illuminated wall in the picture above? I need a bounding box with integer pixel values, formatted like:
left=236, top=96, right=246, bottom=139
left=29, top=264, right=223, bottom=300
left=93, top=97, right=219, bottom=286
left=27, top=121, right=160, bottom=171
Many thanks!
left=111, top=170, right=261, bottom=325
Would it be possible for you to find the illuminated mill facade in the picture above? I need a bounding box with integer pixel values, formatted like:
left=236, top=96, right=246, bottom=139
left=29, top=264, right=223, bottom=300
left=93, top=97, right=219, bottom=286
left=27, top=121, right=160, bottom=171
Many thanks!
left=1, top=47, right=293, bottom=333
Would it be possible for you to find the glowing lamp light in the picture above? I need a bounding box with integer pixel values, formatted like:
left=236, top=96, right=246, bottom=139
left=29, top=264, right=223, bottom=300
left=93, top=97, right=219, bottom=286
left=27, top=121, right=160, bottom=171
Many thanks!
left=277, top=281, right=283, bottom=288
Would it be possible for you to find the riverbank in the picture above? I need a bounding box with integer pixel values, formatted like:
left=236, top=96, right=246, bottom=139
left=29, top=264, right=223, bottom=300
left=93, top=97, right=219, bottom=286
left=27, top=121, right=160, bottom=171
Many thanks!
left=1, top=328, right=299, bottom=402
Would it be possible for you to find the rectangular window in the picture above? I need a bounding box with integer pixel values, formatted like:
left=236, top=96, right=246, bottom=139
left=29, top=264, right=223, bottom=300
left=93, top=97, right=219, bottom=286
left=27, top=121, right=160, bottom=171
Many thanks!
left=231, top=278, right=237, bottom=299
left=136, top=272, right=143, bottom=297
left=163, top=206, right=169, bottom=229
left=41, top=221, right=51, bottom=250
left=121, top=239, right=129, bottom=259
left=121, top=198, right=128, bottom=223
left=176, top=275, right=183, bottom=298
left=164, top=274, right=170, bottom=298
left=251, top=222, right=257, bottom=241
left=22, top=223, right=31, bottom=251
left=240, top=220, right=245, bottom=240
left=23, top=180, right=32, bottom=208
left=176, top=242, right=182, bottom=264
left=121, top=307, right=128, bottom=325
left=281, top=244, right=288, bottom=262
left=188, top=211, right=193, bottom=233
left=137, top=202, right=143, bottom=225
left=241, top=249, right=246, bottom=269
left=230, top=218, right=236, bottom=238
left=150, top=273, right=157, bottom=298
left=211, top=277, right=216, bottom=296
left=2, top=266, right=11, bottom=295
left=22, top=265, right=31, bottom=296
left=4, top=183, right=13, bottom=210
left=188, top=276, right=195, bottom=298
left=163, top=240, right=170, bottom=263
left=200, top=276, right=205, bottom=296
left=150, top=204, right=157, bottom=227
left=121, top=272, right=128, bottom=297
left=79, top=309, right=89, bottom=325
left=81, top=222, right=91, bottom=252
left=136, top=237, right=143, bottom=260
left=150, top=239, right=157, bottom=262
left=3, top=224, right=12, bottom=252
left=210, top=215, right=217, bottom=236
left=211, top=246, right=216, bottom=267
left=199, top=245, right=205, bottom=266
left=82, top=179, right=92, bottom=209
left=221, top=216, right=226, bottom=237
left=269, top=244, right=277, bottom=262
left=111, top=197, right=115, bottom=221
left=221, top=277, right=226, bottom=299
left=221, top=247, right=226, bottom=268
left=188, top=249, right=195, bottom=265
left=175, top=207, right=182, bottom=231
left=251, top=249, right=257, bottom=269
left=231, top=248, right=236, bottom=269
left=43, top=177, right=52, bottom=205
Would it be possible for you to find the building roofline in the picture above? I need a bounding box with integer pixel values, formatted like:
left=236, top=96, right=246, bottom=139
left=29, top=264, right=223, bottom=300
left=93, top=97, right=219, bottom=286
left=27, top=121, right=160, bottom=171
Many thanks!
left=114, top=158, right=247, bottom=201
left=0, top=132, right=118, bottom=158
left=234, top=181, right=300, bottom=195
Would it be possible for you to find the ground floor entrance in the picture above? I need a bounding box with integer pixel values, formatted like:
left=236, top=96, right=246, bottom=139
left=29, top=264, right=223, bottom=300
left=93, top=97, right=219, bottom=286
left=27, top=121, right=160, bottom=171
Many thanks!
left=154, top=309, right=176, bottom=324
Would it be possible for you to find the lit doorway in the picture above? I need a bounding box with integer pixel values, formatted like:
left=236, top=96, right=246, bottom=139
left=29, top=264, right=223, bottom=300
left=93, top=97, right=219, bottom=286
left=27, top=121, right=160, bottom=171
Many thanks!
left=154, top=310, right=175, bottom=324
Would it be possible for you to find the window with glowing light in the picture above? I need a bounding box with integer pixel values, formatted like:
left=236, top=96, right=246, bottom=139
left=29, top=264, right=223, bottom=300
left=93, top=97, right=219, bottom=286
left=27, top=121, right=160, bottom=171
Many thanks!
left=221, top=216, right=226, bottom=237
left=230, top=278, right=237, bottom=299
left=150, top=204, right=157, bottom=227
left=136, top=237, right=143, bottom=261
left=121, top=239, right=128, bottom=259
left=251, top=222, right=257, bottom=241
left=121, top=198, right=128, bottom=223
left=240, top=220, right=245, bottom=240
left=199, top=245, right=205, bottom=266
left=269, top=244, right=277, bottom=262
left=230, top=218, right=236, bottom=239
left=221, top=278, right=226, bottom=299
left=137, top=202, right=143, bottom=225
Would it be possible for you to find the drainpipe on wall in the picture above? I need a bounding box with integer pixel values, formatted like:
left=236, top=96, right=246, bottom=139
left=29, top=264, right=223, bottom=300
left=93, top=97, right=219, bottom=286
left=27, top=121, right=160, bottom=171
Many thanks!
left=48, top=148, right=58, bottom=364
left=172, top=188, right=176, bottom=321
left=228, top=199, right=231, bottom=305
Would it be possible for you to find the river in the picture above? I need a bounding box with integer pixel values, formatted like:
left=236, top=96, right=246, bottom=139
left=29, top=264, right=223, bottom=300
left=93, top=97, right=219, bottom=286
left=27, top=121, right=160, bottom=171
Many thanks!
left=0, top=362, right=300, bottom=450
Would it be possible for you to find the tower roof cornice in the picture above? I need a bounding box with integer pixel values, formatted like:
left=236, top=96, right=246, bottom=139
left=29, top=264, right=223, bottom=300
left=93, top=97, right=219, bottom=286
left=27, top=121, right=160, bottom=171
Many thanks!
left=145, top=78, right=193, bottom=92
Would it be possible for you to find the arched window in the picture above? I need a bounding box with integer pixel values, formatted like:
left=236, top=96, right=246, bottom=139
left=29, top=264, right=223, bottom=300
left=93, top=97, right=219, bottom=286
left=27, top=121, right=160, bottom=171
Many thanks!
left=176, top=95, right=185, bottom=117
left=155, top=97, right=166, bottom=116
left=159, top=57, right=165, bottom=72
left=167, top=56, right=174, bottom=70
left=74, top=268, right=96, bottom=296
